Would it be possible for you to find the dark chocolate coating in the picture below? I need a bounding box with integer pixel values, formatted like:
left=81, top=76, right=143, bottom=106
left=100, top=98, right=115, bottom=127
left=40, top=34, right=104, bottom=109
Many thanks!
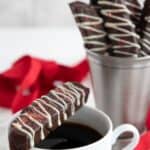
left=70, top=1, right=107, bottom=54
left=90, top=0, right=98, bottom=5
left=9, top=82, right=89, bottom=150
left=141, top=0, right=150, bottom=30
left=98, top=0, right=140, bottom=57
left=90, top=0, right=112, bottom=54
left=140, top=0, right=150, bottom=55
left=125, top=0, right=142, bottom=33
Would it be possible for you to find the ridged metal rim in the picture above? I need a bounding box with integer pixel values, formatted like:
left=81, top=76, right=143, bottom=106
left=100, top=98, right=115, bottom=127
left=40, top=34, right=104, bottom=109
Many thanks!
left=87, top=51, right=150, bottom=69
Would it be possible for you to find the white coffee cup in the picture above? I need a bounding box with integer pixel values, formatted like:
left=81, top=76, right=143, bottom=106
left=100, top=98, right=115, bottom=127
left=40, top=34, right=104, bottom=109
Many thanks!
left=34, top=106, right=140, bottom=150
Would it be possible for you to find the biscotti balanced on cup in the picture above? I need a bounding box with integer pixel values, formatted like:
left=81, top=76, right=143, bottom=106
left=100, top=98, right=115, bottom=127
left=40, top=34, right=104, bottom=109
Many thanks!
left=9, top=82, right=89, bottom=150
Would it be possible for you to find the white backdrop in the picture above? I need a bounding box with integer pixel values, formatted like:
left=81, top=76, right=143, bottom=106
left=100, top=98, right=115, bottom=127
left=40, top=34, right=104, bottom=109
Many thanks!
left=0, top=0, right=144, bottom=27
left=0, top=0, right=88, bottom=27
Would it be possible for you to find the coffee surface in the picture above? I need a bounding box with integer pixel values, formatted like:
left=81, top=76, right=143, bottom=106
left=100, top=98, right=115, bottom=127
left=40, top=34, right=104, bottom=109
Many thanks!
left=36, top=122, right=102, bottom=149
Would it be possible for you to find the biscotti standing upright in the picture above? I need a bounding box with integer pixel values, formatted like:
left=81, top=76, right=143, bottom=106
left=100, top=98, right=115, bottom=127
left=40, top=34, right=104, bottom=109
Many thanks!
left=97, top=0, right=140, bottom=57
left=9, top=82, right=89, bottom=150
left=140, top=0, right=150, bottom=55
left=91, top=0, right=142, bottom=26
left=70, top=1, right=108, bottom=54
left=124, top=0, right=142, bottom=33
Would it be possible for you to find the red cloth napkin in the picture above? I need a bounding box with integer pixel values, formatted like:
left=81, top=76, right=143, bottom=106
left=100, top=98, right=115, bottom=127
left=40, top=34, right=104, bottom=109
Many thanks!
left=135, top=108, right=150, bottom=149
left=146, top=107, right=150, bottom=130
left=135, top=132, right=150, bottom=150
left=0, top=55, right=89, bottom=113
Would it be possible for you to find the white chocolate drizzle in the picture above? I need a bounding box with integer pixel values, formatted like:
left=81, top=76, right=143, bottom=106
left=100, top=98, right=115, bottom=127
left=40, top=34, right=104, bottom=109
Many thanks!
left=22, top=113, right=45, bottom=140
left=11, top=82, right=87, bottom=148
left=66, top=82, right=86, bottom=105
left=98, top=1, right=140, bottom=56
left=51, top=90, right=75, bottom=115
left=125, top=1, right=141, bottom=18
left=50, top=90, right=68, bottom=109
left=74, top=13, right=107, bottom=52
left=32, top=100, right=53, bottom=128
left=37, top=98, right=61, bottom=126
left=42, top=95, right=68, bottom=120
left=17, top=117, right=35, bottom=139
left=12, top=122, right=34, bottom=147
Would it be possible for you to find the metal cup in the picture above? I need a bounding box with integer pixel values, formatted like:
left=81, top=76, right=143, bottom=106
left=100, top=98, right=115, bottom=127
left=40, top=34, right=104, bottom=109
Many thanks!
left=87, top=51, right=150, bottom=132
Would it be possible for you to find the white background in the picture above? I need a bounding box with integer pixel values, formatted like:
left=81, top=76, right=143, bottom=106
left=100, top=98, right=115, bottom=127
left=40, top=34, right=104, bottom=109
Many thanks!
left=0, top=0, right=89, bottom=27
left=0, top=0, right=143, bottom=27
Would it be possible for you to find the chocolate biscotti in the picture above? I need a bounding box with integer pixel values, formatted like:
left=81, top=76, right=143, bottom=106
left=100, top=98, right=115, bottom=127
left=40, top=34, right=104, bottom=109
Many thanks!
left=71, top=0, right=150, bottom=57
left=124, top=0, right=142, bottom=33
left=140, top=0, right=150, bottom=55
left=9, top=82, right=89, bottom=150
left=97, top=0, right=140, bottom=57
left=70, top=1, right=108, bottom=54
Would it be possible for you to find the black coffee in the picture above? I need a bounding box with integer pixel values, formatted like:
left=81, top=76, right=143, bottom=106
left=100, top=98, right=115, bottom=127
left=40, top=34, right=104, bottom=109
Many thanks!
left=36, top=122, right=102, bottom=149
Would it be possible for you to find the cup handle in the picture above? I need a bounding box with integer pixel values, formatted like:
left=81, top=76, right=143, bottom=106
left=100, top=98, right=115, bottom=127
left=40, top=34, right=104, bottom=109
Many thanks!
left=111, top=124, right=140, bottom=150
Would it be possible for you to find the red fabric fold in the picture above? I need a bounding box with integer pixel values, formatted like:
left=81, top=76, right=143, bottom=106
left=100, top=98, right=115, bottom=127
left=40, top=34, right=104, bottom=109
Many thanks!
left=0, top=55, right=89, bottom=112
left=135, top=132, right=150, bottom=150
left=146, top=107, right=150, bottom=130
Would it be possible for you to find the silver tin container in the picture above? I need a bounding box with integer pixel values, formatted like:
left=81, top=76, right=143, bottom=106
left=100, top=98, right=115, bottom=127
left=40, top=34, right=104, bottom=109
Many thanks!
left=87, top=51, right=150, bottom=131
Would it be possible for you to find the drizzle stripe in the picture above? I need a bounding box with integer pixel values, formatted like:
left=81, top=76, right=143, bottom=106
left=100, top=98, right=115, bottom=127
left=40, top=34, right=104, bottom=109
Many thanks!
left=98, top=1, right=140, bottom=55
left=38, top=98, right=62, bottom=126
left=22, top=113, right=45, bottom=140
left=74, top=13, right=107, bottom=52
left=42, top=95, right=67, bottom=120
left=32, top=101, right=53, bottom=128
